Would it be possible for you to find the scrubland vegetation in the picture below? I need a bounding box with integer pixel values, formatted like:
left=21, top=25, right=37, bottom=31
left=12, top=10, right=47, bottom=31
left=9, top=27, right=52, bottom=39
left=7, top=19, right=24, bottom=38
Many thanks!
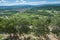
left=0, top=8, right=60, bottom=40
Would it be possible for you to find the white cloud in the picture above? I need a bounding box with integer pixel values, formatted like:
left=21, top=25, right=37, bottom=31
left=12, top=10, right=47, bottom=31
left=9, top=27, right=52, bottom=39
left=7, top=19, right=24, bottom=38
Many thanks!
left=0, top=0, right=6, bottom=2
left=0, top=0, right=60, bottom=6
left=47, top=1, right=60, bottom=4
left=16, top=0, right=26, bottom=3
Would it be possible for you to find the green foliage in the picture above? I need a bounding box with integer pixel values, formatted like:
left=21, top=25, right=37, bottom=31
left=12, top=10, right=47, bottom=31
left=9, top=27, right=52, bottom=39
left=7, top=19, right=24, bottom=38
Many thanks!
left=0, top=10, right=60, bottom=37
left=51, top=16, right=60, bottom=36
left=31, top=16, right=50, bottom=36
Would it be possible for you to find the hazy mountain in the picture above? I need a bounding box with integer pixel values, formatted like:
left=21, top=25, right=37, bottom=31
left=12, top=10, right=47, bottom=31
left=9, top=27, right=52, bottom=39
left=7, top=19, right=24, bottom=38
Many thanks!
left=0, top=4, right=60, bottom=11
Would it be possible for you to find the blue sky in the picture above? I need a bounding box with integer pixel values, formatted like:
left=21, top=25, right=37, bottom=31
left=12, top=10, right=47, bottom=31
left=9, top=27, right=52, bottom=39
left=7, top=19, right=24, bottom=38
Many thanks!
left=0, top=0, right=60, bottom=6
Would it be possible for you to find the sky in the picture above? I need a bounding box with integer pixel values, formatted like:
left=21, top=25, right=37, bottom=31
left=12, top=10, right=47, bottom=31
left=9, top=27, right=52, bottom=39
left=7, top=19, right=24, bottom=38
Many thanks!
left=0, top=0, right=60, bottom=6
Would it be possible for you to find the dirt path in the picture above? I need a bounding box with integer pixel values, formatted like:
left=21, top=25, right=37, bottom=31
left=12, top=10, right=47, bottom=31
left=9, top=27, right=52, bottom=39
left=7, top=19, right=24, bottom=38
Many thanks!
left=47, top=34, right=58, bottom=40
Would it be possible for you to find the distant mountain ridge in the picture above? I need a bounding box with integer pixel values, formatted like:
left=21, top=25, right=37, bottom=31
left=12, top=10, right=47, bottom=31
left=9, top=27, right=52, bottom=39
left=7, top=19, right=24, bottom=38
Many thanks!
left=0, top=4, right=60, bottom=11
